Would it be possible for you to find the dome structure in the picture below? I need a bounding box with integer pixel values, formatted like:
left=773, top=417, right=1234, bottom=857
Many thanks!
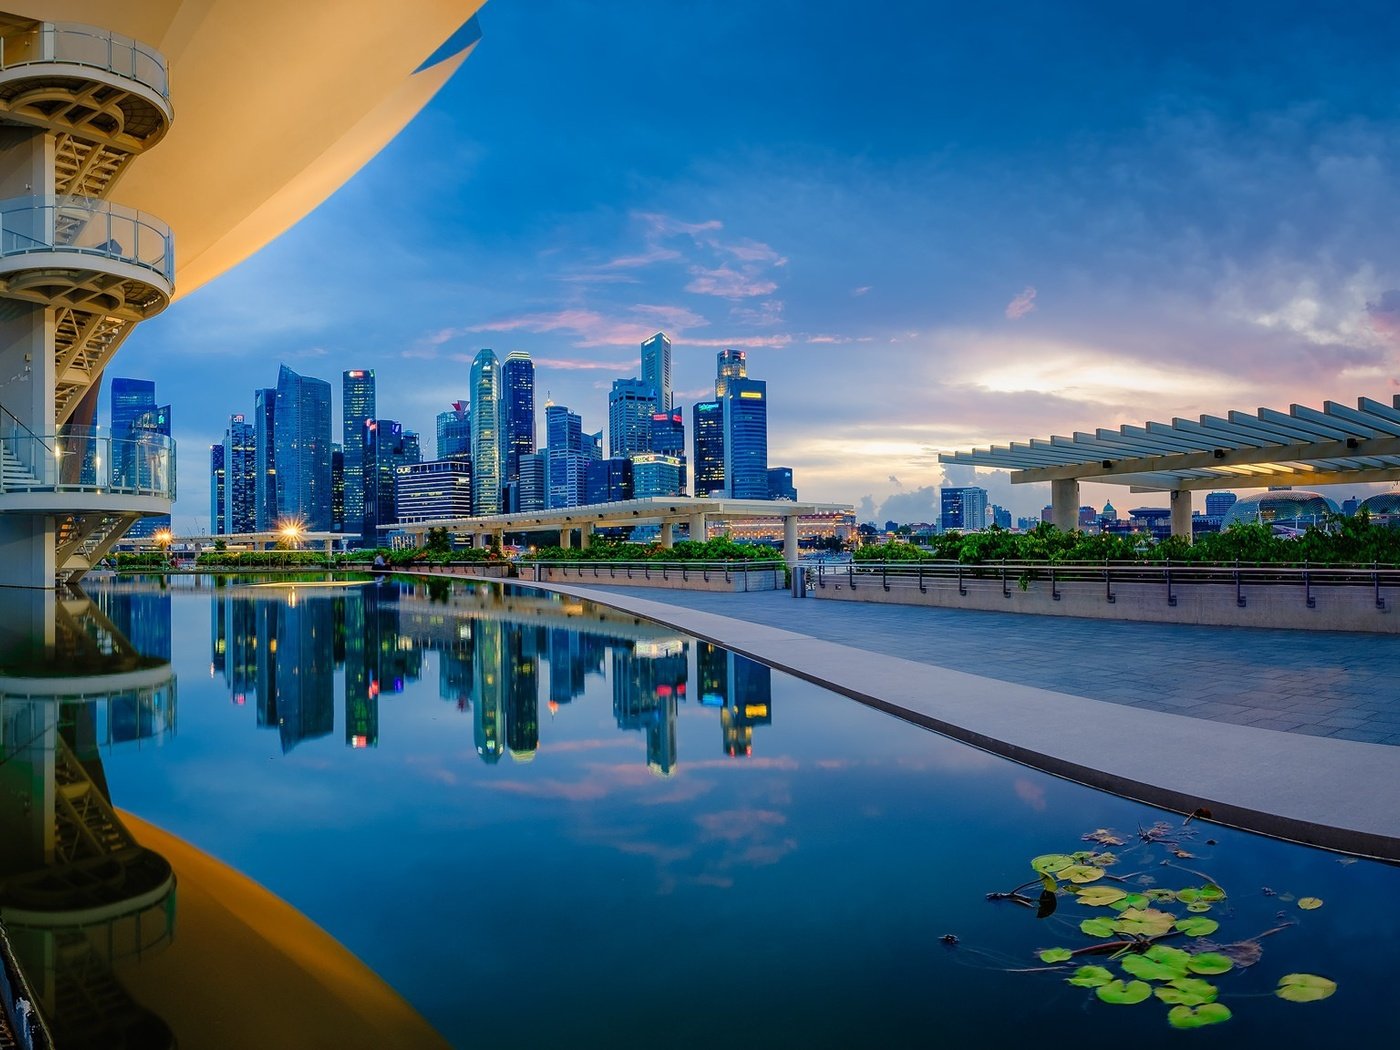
left=1359, top=491, right=1400, bottom=516
left=1221, top=489, right=1339, bottom=528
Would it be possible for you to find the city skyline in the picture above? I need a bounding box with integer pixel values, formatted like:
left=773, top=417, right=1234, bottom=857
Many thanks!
left=100, top=1, right=1400, bottom=531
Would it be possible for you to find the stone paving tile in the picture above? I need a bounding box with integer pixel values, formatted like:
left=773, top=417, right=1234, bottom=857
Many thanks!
left=575, top=587, right=1400, bottom=746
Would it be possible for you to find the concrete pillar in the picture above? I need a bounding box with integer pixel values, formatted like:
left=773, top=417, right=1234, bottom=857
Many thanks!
left=660, top=522, right=674, bottom=548
left=1051, top=478, right=1080, bottom=532
left=688, top=513, right=707, bottom=541
left=1170, top=489, right=1193, bottom=542
left=559, top=528, right=572, bottom=550
left=492, top=529, right=504, bottom=548
left=579, top=524, right=592, bottom=550
left=783, top=514, right=799, bottom=567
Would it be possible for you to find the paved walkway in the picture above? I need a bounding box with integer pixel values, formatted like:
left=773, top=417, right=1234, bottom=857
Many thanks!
left=551, top=587, right=1400, bottom=746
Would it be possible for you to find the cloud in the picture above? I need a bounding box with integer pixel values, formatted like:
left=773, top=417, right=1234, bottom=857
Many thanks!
left=1366, top=289, right=1400, bottom=343
left=532, top=357, right=637, bottom=370
left=729, top=299, right=784, bottom=326
left=1005, top=286, right=1038, bottom=319
left=852, top=285, right=872, bottom=296
left=685, top=265, right=778, bottom=298
left=469, top=305, right=706, bottom=348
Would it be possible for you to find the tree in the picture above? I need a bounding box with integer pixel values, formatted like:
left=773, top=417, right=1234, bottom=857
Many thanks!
left=424, top=526, right=452, bottom=554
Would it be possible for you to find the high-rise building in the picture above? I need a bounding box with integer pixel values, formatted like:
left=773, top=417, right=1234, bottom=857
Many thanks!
left=721, top=377, right=767, bottom=498
left=547, top=452, right=589, bottom=509
left=941, top=486, right=989, bottom=531
left=518, top=452, right=547, bottom=512
left=632, top=453, right=684, bottom=498
left=363, top=419, right=405, bottom=544
left=992, top=504, right=1012, bottom=528
left=396, top=460, right=473, bottom=522
left=274, top=365, right=333, bottom=529
left=109, top=377, right=156, bottom=491
left=125, top=403, right=173, bottom=537
left=586, top=457, right=633, bottom=504
left=693, top=400, right=725, bottom=496
left=608, top=378, right=656, bottom=458
left=641, top=331, right=672, bottom=412
left=502, top=351, right=536, bottom=486
left=253, top=386, right=277, bottom=530
left=767, top=466, right=796, bottom=501
left=401, top=430, right=422, bottom=465
left=223, top=414, right=256, bottom=534
left=1205, top=491, right=1238, bottom=517
left=436, top=400, right=471, bottom=461
left=650, top=410, right=686, bottom=493
left=342, top=369, right=376, bottom=533
left=331, top=445, right=345, bottom=532
left=545, top=403, right=583, bottom=454
left=470, top=349, right=502, bottom=515
left=210, top=444, right=227, bottom=534
left=715, top=348, right=747, bottom=397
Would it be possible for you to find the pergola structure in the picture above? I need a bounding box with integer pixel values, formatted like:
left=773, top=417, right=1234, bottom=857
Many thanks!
left=941, top=395, right=1400, bottom=539
left=386, top=496, right=854, bottom=567
left=154, top=530, right=343, bottom=553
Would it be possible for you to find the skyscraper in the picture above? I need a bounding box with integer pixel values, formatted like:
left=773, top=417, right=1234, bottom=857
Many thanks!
left=546, top=403, right=583, bottom=454
left=331, top=445, right=345, bottom=532
left=470, top=349, right=502, bottom=515
left=1205, top=491, right=1238, bottom=517
left=342, top=369, right=376, bottom=533
left=941, top=486, right=989, bottom=531
left=650, top=410, right=686, bottom=493
left=436, top=400, right=471, bottom=461
left=253, top=386, right=276, bottom=530
left=544, top=402, right=587, bottom=509
left=518, top=452, right=546, bottom=512
left=715, top=348, right=747, bottom=397
left=274, top=365, right=333, bottom=529
left=363, top=419, right=405, bottom=543
left=223, top=414, right=256, bottom=534
left=125, top=403, right=173, bottom=537
left=632, top=453, right=684, bottom=498
left=767, top=466, right=797, bottom=501
left=722, top=377, right=767, bottom=498
left=641, top=331, right=672, bottom=412
left=109, top=377, right=155, bottom=491
left=608, top=378, right=656, bottom=458
left=585, top=457, right=633, bottom=504
left=692, top=400, right=724, bottom=496
left=210, top=444, right=226, bottom=534
left=502, top=351, right=536, bottom=486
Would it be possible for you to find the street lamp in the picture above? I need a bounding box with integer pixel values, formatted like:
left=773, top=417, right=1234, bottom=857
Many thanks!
left=278, top=519, right=305, bottom=549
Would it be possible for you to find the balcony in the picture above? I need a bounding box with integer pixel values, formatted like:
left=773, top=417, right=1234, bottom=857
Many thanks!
left=0, top=195, right=173, bottom=315
left=0, top=423, right=175, bottom=512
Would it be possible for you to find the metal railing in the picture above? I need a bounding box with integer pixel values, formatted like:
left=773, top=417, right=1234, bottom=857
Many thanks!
left=528, top=559, right=788, bottom=590
left=0, top=20, right=169, bottom=99
left=0, top=195, right=173, bottom=283
left=805, top=559, right=1400, bottom=610
left=0, top=423, right=175, bottom=500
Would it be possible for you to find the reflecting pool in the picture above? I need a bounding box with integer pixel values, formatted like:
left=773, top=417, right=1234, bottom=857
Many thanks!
left=1, top=574, right=1395, bottom=1048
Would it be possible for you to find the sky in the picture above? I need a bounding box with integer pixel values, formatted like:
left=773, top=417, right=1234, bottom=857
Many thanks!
left=110, top=0, right=1400, bottom=531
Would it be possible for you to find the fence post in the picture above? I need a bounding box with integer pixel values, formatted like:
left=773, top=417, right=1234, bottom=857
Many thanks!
left=1235, top=558, right=1246, bottom=608
left=1303, top=559, right=1315, bottom=609
left=1104, top=558, right=1115, bottom=603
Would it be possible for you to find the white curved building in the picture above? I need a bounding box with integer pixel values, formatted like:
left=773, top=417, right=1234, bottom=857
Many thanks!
left=0, top=1, right=486, bottom=588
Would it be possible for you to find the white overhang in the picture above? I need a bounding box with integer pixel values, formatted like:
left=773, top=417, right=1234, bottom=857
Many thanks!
left=939, top=395, right=1400, bottom=492
left=381, top=497, right=854, bottom=532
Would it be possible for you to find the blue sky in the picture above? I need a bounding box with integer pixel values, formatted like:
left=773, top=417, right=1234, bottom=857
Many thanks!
left=113, top=0, right=1400, bottom=528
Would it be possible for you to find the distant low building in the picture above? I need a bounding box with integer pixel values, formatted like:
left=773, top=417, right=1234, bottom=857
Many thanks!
left=396, top=460, right=473, bottom=523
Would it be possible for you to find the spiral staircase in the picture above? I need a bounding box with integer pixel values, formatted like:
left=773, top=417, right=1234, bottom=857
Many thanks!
left=0, top=15, right=174, bottom=586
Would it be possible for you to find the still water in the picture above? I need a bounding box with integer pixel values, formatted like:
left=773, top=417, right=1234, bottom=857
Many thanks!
left=1, top=574, right=1395, bottom=1048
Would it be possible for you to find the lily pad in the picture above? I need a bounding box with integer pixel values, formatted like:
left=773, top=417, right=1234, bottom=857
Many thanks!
left=1089, top=852, right=1119, bottom=868
left=1121, top=892, right=1149, bottom=909
left=1080, top=917, right=1116, bottom=938
left=1144, top=945, right=1192, bottom=971
left=1186, top=901, right=1213, bottom=913
left=1167, top=1003, right=1232, bottom=1028
left=1062, top=864, right=1106, bottom=884
left=1096, top=979, right=1152, bottom=1005
left=1031, top=854, right=1075, bottom=875
left=1067, top=965, right=1114, bottom=988
left=1113, top=908, right=1177, bottom=937
left=1038, top=948, right=1073, bottom=963
left=1070, top=850, right=1096, bottom=862
left=1298, top=897, right=1324, bottom=911
left=1083, top=828, right=1125, bottom=846
left=1156, top=977, right=1218, bottom=1006
left=1174, top=917, right=1219, bottom=937
left=1121, top=955, right=1184, bottom=982
left=1186, top=952, right=1233, bottom=975
left=1175, top=888, right=1200, bottom=904
left=1075, top=885, right=1127, bottom=907
left=1144, top=888, right=1177, bottom=902
left=1198, top=884, right=1226, bottom=901
left=1276, top=973, right=1337, bottom=1003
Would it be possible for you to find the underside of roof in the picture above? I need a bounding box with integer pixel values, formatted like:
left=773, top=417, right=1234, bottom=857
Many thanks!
left=939, top=395, right=1400, bottom=492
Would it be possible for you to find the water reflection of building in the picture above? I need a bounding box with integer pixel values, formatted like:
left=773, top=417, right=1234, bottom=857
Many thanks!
left=473, top=619, right=504, bottom=764
left=613, top=638, right=687, bottom=776
left=439, top=624, right=473, bottom=712
left=698, top=644, right=773, bottom=757
left=505, top=626, right=539, bottom=761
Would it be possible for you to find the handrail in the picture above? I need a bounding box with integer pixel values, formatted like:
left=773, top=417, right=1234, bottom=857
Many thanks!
left=1, top=428, right=175, bottom=498
left=527, top=559, right=784, bottom=572
left=818, top=559, right=1400, bottom=585
left=0, top=195, right=174, bottom=284
left=0, top=20, right=169, bottom=100
left=0, top=403, right=55, bottom=459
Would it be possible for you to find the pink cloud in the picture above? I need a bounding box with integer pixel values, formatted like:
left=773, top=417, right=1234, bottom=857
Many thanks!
left=533, top=357, right=637, bottom=370
left=470, top=306, right=707, bottom=348
left=1005, top=286, right=1038, bottom=320
left=730, top=299, right=784, bottom=326
left=679, top=333, right=793, bottom=349
left=686, top=265, right=778, bottom=298
left=1366, top=290, right=1400, bottom=343
left=718, top=237, right=787, bottom=265
left=695, top=808, right=787, bottom=843
left=635, top=212, right=724, bottom=239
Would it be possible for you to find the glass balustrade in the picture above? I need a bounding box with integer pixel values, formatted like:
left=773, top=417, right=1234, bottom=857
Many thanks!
left=0, top=425, right=175, bottom=500
left=0, top=195, right=174, bottom=283
left=0, top=20, right=168, bottom=99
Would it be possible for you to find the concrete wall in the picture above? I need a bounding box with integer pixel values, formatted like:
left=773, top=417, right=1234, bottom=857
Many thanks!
left=531, top=564, right=784, bottom=592
left=806, top=568, right=1399, bottom=633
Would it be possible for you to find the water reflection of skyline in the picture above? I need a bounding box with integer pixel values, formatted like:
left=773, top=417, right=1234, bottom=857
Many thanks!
left=208, top=579, right=774, bottom=771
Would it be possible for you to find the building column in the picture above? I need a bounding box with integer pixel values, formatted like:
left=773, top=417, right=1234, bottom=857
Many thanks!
left=660, top=522, right=674, bottom=548
left=1170, top=489, right=1193, bottom=543
left=579, top=524, right=592, bottom=550
left=492, top=529, right=504, bottom=548
left=1051, top=478, right=1080, bottom=531
left=783, top=514, right=799, bottom=568
left=688, top=513, right=707, bottom=541
left=559, top=528, right=572, bottom=550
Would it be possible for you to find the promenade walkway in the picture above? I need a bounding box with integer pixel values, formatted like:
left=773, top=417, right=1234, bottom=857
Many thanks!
left=558, top=588, right=1400, bottom=746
